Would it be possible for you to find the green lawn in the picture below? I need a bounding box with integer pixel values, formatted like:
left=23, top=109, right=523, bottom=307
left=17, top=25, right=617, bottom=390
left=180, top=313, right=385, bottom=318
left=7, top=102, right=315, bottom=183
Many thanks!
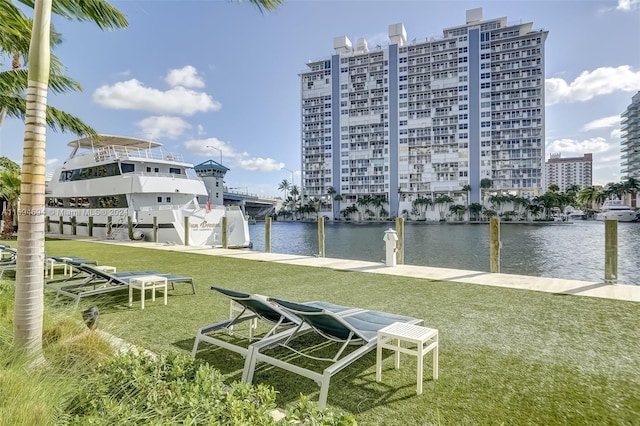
left=11, top=239, right=640, bottom=425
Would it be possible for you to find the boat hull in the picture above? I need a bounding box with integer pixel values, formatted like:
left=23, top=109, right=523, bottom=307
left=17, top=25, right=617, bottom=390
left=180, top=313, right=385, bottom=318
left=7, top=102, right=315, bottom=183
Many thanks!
left=45, top=205, right=251, bottom=247
left=595, top=211, right=639, bottom=222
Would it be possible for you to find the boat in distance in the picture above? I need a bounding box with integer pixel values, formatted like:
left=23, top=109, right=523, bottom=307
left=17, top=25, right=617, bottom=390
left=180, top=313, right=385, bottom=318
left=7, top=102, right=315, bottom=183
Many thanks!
left=595, top=199, right=639, bottom=222
left=44, top=135, right=251, bottom=247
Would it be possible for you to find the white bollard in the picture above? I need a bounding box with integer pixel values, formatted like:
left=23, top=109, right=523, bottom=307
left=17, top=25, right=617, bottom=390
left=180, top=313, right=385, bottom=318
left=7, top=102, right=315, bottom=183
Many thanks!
left=383, top=228, right=398, bottom=267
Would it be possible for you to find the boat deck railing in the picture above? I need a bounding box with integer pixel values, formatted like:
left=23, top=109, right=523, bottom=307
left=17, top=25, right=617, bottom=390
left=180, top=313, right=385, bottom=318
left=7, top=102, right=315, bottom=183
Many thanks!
left=93, top=145, right=184, bottom=163
left=126, top=171, right=193, bottom=180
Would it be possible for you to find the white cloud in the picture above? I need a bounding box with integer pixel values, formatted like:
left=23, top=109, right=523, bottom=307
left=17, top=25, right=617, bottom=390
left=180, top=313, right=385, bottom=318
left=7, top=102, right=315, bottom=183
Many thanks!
left=184, top=137, right=233, bottom=160
left=581, top=115, right=621, bottom=132
left=93, top=79, right=221, bottom=116
left=546, top=137, right=611, bottom=156
left=137, top=116, right=192, bottom=139
left=165, top=65, right=205, bottom=89
left=237, top=157, right=285, bottom=172
left=610, top=128, right=622, bottom=139
left=617, top=0, right=639, bottom=11
left=183, top=137, right=285, bottom=172
left=196, top=125, right=205, bottom=136
left=546, top=66, right=640, bottom=106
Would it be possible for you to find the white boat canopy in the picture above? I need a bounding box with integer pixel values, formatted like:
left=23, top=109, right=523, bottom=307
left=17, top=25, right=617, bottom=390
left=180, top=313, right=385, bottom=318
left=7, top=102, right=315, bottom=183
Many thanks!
left=67, top=134, right=163, bottom=150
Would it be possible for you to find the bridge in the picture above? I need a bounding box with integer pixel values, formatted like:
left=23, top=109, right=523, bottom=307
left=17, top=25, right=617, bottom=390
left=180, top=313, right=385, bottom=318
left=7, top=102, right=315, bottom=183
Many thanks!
left=223, top=188, right=279, bottom=221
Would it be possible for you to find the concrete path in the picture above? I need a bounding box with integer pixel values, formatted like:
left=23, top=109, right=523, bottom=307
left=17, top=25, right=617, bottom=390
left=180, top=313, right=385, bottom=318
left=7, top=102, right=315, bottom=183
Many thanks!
left=90, top=240, right=640, bottom=303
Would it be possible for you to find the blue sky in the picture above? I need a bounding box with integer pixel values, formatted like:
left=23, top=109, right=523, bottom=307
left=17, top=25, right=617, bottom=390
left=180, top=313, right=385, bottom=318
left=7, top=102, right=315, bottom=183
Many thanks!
left=2, top=0, right=639, bottom=197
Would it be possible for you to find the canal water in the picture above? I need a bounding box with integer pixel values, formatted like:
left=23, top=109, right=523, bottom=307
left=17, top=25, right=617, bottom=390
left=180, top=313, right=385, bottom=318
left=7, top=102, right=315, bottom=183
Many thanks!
left=248, top=220, right=640, bottom=285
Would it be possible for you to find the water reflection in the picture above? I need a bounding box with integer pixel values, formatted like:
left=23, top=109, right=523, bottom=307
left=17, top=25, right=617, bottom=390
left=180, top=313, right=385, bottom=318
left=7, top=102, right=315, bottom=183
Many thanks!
left=248, top=221, right=640, bottom=285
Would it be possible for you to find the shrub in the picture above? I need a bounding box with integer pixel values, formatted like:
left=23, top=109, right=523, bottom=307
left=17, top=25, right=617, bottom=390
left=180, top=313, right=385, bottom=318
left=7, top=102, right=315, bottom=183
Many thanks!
left=61, top=351, right=356, bottom=425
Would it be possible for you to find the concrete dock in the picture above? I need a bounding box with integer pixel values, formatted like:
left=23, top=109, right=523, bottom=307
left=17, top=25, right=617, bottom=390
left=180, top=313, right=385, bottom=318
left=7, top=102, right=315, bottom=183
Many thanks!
left=94, top=240, right=640, bottom=303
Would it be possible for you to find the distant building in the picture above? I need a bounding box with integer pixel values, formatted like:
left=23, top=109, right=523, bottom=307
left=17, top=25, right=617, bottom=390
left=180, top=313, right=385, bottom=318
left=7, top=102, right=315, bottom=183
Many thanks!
left=545, top=153, right=592, bottom=192
left=621, top=91, right=640, bottom=181
left=300, top=8, right=548, bottom=218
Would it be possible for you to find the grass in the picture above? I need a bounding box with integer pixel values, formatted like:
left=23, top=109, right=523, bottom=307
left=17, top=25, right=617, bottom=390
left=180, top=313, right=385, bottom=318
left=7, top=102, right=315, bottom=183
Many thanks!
left=4, top=238, right=640, bottom=425
left=0, top=275, right=116, bottom=425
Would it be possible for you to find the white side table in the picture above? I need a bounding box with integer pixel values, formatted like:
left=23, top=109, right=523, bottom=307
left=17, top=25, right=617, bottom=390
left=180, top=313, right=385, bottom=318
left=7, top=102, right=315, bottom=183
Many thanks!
left=94, top=265, right=117, bottom=273
left=376, top=322, right=439, bottom=395
left=129, top=275, right=168, bottom=309
left=46, top=258, right=70, bottom=279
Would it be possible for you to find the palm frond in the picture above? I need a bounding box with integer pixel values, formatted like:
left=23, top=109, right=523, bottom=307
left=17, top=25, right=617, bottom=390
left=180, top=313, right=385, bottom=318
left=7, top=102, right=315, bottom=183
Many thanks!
left=0, top=68, right=82, bottom=95
left=18, top=0, right=128, bottom=30
left=0, top=94, right=96, bottom=137
left=245, top=0, right=285, bottom=13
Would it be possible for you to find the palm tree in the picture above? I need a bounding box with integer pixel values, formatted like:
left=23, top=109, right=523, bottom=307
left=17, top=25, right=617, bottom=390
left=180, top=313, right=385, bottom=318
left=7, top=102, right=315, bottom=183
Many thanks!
left=12, top=0, right=128, bottom=357
left=412, top=195, right=432, bottom=220
left=480, top=178, right=492, bottom=206
left=449, top=204, right=467, bottom=221
left=434, top=194, right=453, bottom=221
left=604, top=182, right=624, bottom=200
left=326, top=186, right=336, bottom=219
left=370, top=195, right=386, bottom=220
left=0, top=169, right=21, bottom=239
left=278, top=179, right=290, bottom=200
left=577, top=186, right=602, bottom=212
left=468, top=202, right=483, bottom=221
left=333, top=194, right=343, bottom=219
left=356, top=195, right=372, bottom=221
left=461, top=184, right=471, bottom=220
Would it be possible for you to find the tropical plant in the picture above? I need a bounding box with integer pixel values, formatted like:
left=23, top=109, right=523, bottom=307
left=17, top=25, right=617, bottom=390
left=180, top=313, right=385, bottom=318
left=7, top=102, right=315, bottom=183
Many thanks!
left=369, top=195, right=386, bottom=220
left=482, top=207, right=497, bottom=219
left=278, top=179, right=290, bottom=200
left=449, top=204, right=467, bottom=221
left=412, top=195, right=432, bottom=220
left=604, top=182, right=624, bottom=200
left=326, top=186, right=336, bottom=218
left=468, top=202, right=483, bottom=221
left=340, top=204, right=358, bottom=220
left=461, top=184, right=471, bottom=215
left=548, top=183, right=560, bottom=193
left=11, top=0, right=128, bottom=357
left=0, top=157, right=20, bottom=174
left=480, top=178, right=492, bottom=205
left=434, top=194, right=453, bottom=221
left=0, top=2, right=99, bottom=135
left=577, top=186, right=603, bottom=211
left=356, top=194, right=372, bottom=220
left=0, top=169, right=20, bottom=239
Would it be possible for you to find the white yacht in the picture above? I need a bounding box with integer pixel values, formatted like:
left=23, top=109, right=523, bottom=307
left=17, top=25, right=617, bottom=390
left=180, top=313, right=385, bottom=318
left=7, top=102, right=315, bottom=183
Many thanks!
left=45, top=135, right=251, bottom=247
left=595, top=199, right=639, bottom=222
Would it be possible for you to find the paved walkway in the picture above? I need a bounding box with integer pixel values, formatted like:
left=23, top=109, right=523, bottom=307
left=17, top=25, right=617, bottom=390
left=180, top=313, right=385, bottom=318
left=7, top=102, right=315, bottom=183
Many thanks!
left=92, top=240, right=640, bottom=303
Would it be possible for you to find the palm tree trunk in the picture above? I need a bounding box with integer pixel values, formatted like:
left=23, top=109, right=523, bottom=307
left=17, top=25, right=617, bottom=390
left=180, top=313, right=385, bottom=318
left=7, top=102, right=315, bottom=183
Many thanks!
left=14, top=0, right=52, bottom=356
left=2, top=210, right=14, bottom=239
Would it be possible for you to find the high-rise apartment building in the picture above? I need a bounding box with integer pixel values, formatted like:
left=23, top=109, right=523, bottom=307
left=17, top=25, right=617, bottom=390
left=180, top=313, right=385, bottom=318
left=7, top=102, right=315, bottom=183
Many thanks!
left=545, top=153, right=593, bottom=192
left=621, top=91, right=640, bottom=181
left=300, top=8, right=548, bottom=218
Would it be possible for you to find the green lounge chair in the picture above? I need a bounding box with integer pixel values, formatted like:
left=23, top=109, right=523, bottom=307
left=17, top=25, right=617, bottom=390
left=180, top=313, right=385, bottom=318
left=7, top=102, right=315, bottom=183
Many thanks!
left=45, top=262, right=195, bottom=306
left=243, top=297, right=422, bottom=409
left=192, top=287, right=360, bottom=361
